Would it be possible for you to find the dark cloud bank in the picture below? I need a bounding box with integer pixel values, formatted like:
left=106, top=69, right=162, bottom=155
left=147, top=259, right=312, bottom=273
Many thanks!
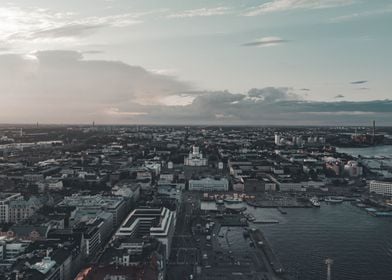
left=0, top=50, right=391, bottom=125
left=351, top=80, right=368, bottom=84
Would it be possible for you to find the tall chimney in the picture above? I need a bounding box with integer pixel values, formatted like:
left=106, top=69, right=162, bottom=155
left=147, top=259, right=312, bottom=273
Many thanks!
left=372, top=120, right=376, bottom=145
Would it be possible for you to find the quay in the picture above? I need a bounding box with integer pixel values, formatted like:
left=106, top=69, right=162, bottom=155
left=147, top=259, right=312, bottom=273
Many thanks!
left=249, top=228, right=285, bottom=275
left=246, top=200, right=312, bottom=208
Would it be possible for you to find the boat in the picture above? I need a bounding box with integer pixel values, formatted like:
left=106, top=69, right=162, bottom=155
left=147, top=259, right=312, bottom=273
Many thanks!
left=224, top=197, right=243, bottom=204
left=244, top=213, right=256, bottom=221
left=216, top=199, right=224, bottom=205
left=372, top=211, right=392, bottom=217
left=324, top=197, right=343, bottom=203
left=309, top=197, right=320, bottom=207
left=277, top=207, right=287, bottom=214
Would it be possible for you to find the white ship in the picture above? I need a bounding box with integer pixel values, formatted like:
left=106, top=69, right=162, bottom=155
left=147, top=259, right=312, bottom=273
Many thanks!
left=310, top=197, right=321, bottom=207
left=224, top=197, right=243, bottom=204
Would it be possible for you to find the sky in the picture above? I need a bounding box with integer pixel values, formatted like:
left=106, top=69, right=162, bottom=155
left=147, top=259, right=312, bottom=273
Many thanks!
left=0, top=0, right=391, bottom=125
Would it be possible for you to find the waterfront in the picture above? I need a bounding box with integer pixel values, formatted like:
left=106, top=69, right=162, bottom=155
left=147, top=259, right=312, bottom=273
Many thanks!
left=222, top=203, right=392, bottom=280
left=337, top=145, right=392, bottom=158
left=337, top=145, right=392, bottom=178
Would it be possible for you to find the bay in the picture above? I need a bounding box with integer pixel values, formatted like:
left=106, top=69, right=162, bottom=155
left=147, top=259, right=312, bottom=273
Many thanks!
left=220, top=203, right=392, bottom=280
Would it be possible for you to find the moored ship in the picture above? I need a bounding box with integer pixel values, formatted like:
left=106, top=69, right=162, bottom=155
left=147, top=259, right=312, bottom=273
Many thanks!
left=309, top=197, right=321, bottom=207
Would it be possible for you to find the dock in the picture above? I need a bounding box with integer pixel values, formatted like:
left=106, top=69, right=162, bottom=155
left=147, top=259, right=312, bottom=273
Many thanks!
left=249, top=228, right=285, bottom=275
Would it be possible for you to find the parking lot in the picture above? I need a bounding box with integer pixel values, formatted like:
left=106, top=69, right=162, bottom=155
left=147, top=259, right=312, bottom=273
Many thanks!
left=167, top=192, right=283, bottom=280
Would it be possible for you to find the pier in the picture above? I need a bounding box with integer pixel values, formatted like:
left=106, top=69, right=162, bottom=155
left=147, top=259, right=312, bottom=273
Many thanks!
left=249, top=228, right=285, bottom=275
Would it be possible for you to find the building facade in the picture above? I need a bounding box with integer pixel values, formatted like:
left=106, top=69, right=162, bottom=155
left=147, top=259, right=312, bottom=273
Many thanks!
left=369, top=181, right=392, bottom=197
left=188, top=178, right=229, bottom=192
left=184, top=146, right=208, bottom=167
left=116, top=207, right=176, bottom=259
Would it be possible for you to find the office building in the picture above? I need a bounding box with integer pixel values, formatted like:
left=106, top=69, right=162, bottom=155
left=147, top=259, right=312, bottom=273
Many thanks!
left=116, top=208, right=176, bottom=259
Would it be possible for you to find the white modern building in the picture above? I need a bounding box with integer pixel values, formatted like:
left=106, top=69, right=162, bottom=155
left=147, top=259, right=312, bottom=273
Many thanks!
left=189, top=177, right=229, bottom=192
left=184, top=146, right=207, bottom=166
left=369, top=181, right=392, bottom=197
left=116, top=207, right=176, bottom=259
left=274, top=133, right=281, bottom=146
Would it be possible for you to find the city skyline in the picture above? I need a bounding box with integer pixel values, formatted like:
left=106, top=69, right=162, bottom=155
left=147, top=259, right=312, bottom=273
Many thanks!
left=0, top=0, right=391, bottom=124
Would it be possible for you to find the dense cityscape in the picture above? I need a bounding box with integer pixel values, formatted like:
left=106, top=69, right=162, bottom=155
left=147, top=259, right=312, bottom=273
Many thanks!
left=0, top=124, right=391, bottom=280
left=1, top=1, right=391, bottom=279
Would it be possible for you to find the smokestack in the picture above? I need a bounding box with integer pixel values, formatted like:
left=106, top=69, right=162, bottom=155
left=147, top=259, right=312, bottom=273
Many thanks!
left=372, top=120, right=376, bottom=145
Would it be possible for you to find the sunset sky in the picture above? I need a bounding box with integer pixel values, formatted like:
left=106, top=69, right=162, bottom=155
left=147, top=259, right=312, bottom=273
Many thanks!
left=0, top=0, right=391, bottom=125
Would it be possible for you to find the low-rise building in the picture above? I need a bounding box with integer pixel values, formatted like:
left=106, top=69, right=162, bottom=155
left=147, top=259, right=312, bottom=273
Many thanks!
left=189, top=177, right=229, bottom=192
left=58, top=194, right=128, bottom=228
left=0, top=193, right=42, bottom=224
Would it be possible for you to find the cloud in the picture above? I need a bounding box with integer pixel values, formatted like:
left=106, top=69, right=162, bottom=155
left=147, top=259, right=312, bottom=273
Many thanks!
left=302, top=111, right=375, bottom=116
left=81, top=50, right=105, bottom=55
left=0, top=50, right=191, bottom=123
left=31, top=24, right=106, bottom=39
left=149, top=68, right=179, bottom=76
left=0, top=46, right=9, bottom=52
left=105, top=107, right=148, bottom=116
left=334, top=94, right=344, bottom=98
left=243, top=0, right=354, bottom=16
left=0, top=6, right=144, bottom=44
left=351, top=80, right=367, bottom=84
left=167, top=7, right=231, bottom=18
left=111, top=88, right=392, bottom=125
left=247, top=87, right=300, bottom=102
left=330, top=7, right=392, bottom=23
left=1, top=50, right=391, bottom=125
left=242, top=37, right=287, bottom=47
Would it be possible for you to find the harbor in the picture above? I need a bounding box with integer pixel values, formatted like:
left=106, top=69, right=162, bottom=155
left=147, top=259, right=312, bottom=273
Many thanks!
left=169, top=192, right=289, bottom=280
